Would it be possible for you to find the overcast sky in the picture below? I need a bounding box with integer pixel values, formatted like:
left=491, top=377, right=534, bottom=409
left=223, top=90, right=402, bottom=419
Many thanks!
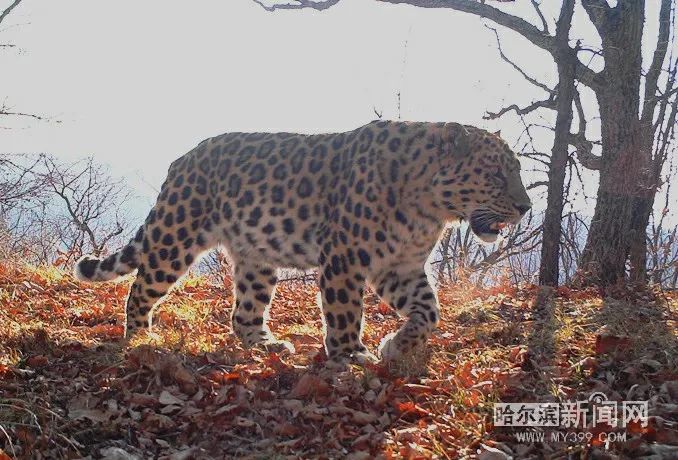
left=0, top=0, right=668, bottom=222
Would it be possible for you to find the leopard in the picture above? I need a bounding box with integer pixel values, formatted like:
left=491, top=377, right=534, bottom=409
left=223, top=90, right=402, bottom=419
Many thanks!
left=74, top=120, right=531, bottom=364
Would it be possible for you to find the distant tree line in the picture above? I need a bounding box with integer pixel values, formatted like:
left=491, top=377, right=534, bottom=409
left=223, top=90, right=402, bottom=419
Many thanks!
left=0, top=155, right=131, bottom=266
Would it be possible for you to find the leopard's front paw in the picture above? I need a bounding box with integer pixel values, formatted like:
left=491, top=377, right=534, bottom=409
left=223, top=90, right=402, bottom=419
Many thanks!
left=377, top=332, right=401, bottom=362
left=351, top=349, right=378, bottom=365
left=326, top=347, right=377, bottom=369
left=378, top=332, right=427, bottom=363
left=238, top=329, right=295, bottom=354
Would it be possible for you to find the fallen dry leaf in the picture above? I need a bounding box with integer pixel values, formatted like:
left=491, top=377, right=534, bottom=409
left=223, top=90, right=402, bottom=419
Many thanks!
left=595, top=332, right=632, bottom=355
left=288, top=373, right=331, bottom=399
left=158, top=390, right=184, bottom=406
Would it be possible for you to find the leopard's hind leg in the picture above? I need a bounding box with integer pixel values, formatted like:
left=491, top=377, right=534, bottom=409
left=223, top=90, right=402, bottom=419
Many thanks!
left=124, top=222, right=213, bottom=336
left=229, top=261, right=294, bottom=353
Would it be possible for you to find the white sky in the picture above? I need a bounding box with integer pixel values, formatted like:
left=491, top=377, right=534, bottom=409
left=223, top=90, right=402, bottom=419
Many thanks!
left=0, top=0, right=668, bottom=222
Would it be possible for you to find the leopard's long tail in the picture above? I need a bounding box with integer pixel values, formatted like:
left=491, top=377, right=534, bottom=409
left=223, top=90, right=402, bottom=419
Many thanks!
left=74, top=226, right=145, bottom=282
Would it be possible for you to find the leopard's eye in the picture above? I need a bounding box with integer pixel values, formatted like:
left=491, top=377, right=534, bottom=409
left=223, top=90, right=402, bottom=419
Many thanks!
left=493, top=169, right=507, bottom=187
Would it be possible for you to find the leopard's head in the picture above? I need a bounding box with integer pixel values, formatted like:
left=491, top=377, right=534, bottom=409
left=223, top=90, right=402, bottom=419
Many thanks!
left=431, top=123, right=531, bottom=243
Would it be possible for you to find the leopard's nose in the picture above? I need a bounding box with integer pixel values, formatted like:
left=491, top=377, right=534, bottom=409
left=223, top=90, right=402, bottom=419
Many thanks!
left=514, top=203, right=531, bottom=215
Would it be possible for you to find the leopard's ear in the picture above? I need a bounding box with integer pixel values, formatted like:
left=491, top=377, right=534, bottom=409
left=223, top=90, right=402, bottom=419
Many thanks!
left=446, top=122, right=471, bottom=157
left=493, top=130, right=502, bottom=137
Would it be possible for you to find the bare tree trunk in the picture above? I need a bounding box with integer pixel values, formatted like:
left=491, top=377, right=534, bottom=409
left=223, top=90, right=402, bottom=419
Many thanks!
left=628, top=196, right=654, bottom=283
left=538, top=0, right=575, bottom=287
left=578, top=0, right=646, bottom=285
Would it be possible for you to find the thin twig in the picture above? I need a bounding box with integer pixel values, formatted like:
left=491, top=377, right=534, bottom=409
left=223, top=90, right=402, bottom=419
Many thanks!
left=0, top=423, right=16, bottom=458
left=530, top=0, right=549, bottom=34
left=485, top=25, right=553, bottom=94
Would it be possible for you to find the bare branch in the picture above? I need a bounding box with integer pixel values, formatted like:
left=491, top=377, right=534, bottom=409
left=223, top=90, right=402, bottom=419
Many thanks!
left=484, top=96, right=555, bottom=120
left=0, top=0, right=22, bottom=27
left=383, top=0, right=554, bottom=50
left=568, top=88, right=602, bottom=170
left=526, top=180, right=548, bottom=190
left=652, top=61, right=678, bottom=176
left=0, top=109, right=47, bottom=122
left=256, top=0, right=601, bottom=89
left=580, top=0, right=611, bottom=32
left=577, top=46, right=603, bottom=58
left=530, top=0, right=549, bottom=34
left=485, top=26, right=553, bottom=93
left=640, top=0, right=672, bottom=126
left=253, top=0, right=341, bottom=11
left=652, top=61, right=678, bottom=133
left=380, top=0, right=600, bottom=89
left=482, top=25, right=557, bottom=121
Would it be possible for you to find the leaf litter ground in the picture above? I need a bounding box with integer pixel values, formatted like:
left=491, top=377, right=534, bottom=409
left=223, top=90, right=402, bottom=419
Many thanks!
left=0, top=264, right=676, bottom=459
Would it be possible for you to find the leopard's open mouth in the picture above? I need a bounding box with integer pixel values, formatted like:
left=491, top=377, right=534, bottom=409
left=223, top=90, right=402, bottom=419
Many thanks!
left=469, top=210, right=509, bottom=243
